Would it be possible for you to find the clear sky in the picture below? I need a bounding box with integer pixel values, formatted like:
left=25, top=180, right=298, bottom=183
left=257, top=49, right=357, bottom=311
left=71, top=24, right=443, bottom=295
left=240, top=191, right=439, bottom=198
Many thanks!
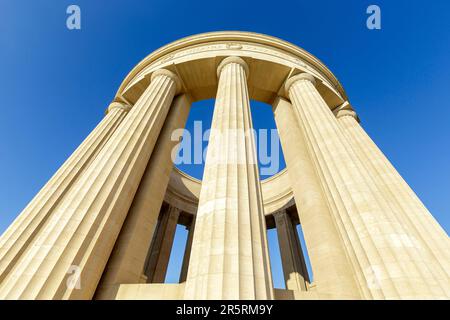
left=0, top=0, right=449, bottom=288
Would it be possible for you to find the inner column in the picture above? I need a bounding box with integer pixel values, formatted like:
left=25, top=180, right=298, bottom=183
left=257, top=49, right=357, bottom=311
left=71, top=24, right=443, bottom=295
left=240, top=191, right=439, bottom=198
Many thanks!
left=144, top=205, right=180, bottom=283
left=273, top=210, right=309, bottom=292
left=184, top=57, right=274, bottom=300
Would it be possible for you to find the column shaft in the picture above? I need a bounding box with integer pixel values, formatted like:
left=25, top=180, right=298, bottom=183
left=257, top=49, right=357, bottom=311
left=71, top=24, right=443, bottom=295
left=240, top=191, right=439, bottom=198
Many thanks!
left=184, top=57, right=273, bottom=300
left=286, top=73, right=447, bottom=299
left=0, top=69, right=180, bottom=299
left=95, top=94, right=191, bottom=293
left=292, top=219, right=310, bottom=286
left=144, top=206, right=180, bottom=283
left=273, top=210, right=308, bottom=292
left=336, top=109, right=450, bottom=296
left=273, top=97, right=360, bottom=298
left=0, top=102, right=130, bottom=283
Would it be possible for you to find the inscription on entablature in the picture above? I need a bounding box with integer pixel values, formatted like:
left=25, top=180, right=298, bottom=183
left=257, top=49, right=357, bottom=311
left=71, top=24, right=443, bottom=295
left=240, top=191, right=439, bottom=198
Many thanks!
left=154, top=42, right=306, bottom=68
left=226, top=43, right=243, bottom=49
left=148, top=42, right=326, bottom=86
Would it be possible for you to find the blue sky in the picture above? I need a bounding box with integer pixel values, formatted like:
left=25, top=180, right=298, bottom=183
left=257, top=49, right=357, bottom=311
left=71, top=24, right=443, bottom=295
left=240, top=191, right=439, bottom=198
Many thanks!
left=0, top=0, right=449, bottom=288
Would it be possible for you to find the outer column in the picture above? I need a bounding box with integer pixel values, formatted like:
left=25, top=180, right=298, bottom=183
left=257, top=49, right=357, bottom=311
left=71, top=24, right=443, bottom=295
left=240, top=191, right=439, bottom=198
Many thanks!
left=0, top=69, right=181, bottom=299
left=95, top=94, right=191, bottom=294
left=0, top=101, right=131, bottom=283
left=335, top=105, right=450, bottom=295
left=285, top=73, right=447, bottom=299
left=184, top=57, right=274, bottom=300
left=273, top=97, right=360, bottom=298
left=273, top=210, right=309, bottom=292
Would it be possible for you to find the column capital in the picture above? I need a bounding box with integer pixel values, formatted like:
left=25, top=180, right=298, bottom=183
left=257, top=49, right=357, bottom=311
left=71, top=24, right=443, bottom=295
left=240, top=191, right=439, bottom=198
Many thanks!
left=106, top=101, right=132, bottom=115
left=150, top=69, right=182, bottom=94
left=166, top=204, right=181, bottom=217
left=273, top=209, right=288, bottom=219
left=333, top=101, right=360, bottom=122
left=285, top=73, right=317, bottom=95
left=217, top=56, right=249, bottom=78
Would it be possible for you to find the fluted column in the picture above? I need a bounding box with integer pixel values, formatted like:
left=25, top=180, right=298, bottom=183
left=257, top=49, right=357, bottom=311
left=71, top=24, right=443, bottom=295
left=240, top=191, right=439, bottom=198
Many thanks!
left=0, top=101, right=131, bottom=283
left=335, top=105, right=450, bottom=295
left=273, top=210, right=308, bottom=292
left=144, top=205, right=180, bottom=283
left=184, top=57, right=273, bottom=300
left=272, top=97, right=360, bottom=298
left=0, top=69, right=181, bottom=299
left=95, top=94, right=191, bottom=295
left=179, top=217, right=195, bottom=283
left=285, top=73, right=447, bottom=299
